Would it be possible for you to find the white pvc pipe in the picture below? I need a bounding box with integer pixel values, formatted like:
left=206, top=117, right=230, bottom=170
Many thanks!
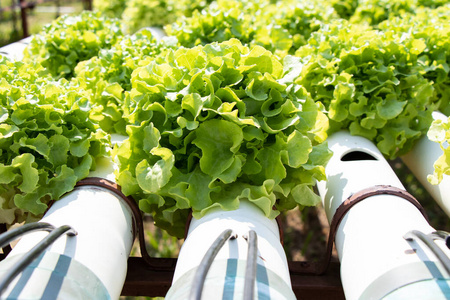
left=0, top=37, right=30, bottom=61
left=1, top=157, right=134, bottom=299
left=166, top=200, right=296, bottom=299
left=401, top=111, right=450, bottom=218
left=145, top=27, right=166, bottom=40
left=317, top=131, right=450, bottom=300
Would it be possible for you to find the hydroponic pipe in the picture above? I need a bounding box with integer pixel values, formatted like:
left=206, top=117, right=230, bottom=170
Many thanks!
left=165, top=200, right=297, bottom=300
left=317, top=131, right=450, bottom=300
left=401, top=111, right=450, bottom=218
left=0, top=155, right=134, bottom=299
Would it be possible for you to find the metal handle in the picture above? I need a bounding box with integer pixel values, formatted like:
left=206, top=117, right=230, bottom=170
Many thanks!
left=404, top=230, right=450, bottom=275
left=189, top=229, right=233, bottom=300
left=0, top=224, right=77, bottom=296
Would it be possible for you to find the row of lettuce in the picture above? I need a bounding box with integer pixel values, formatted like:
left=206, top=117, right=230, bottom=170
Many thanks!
left=0, top=0, right=449, bottom=237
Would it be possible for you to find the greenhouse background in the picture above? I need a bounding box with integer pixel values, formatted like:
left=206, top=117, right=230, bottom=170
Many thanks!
left=0, top=0, right=450, bottom=299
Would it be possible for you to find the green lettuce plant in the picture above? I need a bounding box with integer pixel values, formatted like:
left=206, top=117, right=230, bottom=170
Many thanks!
left=378, top=5, right=450, bottom=115
left=164, top=0, right=258, bottom=48
left=122, top=0, right=213, bottom=34
left=294, top=19, right=435, bottom=159
left=0, top=56, right=109, bottom=225
left=165, top=0, right=338, bottom=58
left=427, top=116, right=450, bottom=184
left=73, top=29, right=177, bottom=135
left=23, top=11, right=124, bottom=79
left=113, top=39, right=331, bottom=237
left=349, top=0, right=417, bottom=25
left=93, top=0, right=127, bottom=18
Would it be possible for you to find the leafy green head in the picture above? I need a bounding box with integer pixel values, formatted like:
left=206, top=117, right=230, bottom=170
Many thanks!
left=114, top=39, right=331, bottom=237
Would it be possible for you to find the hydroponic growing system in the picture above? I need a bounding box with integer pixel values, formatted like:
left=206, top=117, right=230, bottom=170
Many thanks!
left=0, top=0, right=449, bottom=299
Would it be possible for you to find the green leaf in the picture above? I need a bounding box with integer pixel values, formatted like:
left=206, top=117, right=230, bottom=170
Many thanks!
left=12, top=154, right=39, bottom=194
left=14, top=192, right=48, bottom=215
left=48, top=135, right=70, bottom=167
left=376, top=95, right=407, bottom=120
left=256, top=134, right=287, bottom=185
left=290, top=184, right=321, bottom=207
left=46, top=165, right=77, bottom=199
left=193, top=119, right=243, bottom=178
left=136, top=147, right=174, bottom=194
left=286, top=131, right=312, bottom=168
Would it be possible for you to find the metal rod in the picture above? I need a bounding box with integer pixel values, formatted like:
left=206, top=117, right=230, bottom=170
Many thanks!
left=0, top=222, right=55, bottom=249
left=404, top=230, right=450, bottom=275
left=244, top=230, right=258, bottom=300
left=0, top=225, right=77, bottom=296
left=189, top=229, right=232, bottom=300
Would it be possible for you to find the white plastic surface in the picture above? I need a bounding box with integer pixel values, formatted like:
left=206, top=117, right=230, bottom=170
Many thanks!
left=172, top=200, right=291, bottom=288
left=382, top=280, right=450, bottom=300
left=167, top=259, right=297, bottom=300
left=0, top=37, right=31, bottom=61
left=401, top=111, right=450, bottom=218
left=147, top=27, right=166, bottom=39
left=317, top=131, right=450, bottom=300
left=8, top=163, right=134, bottom=299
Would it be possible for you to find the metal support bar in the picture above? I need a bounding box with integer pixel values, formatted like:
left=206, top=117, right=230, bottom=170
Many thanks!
left=189, top=229, right=232, bottom=300
left=0, top=225, right=77, bottom=296
left=244, top=230, right=257, bottom=300
left=404, top=230, right=450, bottom=275
left=122, top=258, right=344, bottom=300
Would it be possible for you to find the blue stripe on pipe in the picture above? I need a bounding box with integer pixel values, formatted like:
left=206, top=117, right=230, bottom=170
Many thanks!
left=257, top=264, right=270, bottom=300
left=222, top=259, right=238, bottom=300
left=423, top=261, right=450, bottom=296
left=40, top=254, right=72, bottom=300
left=6, top=253, right=45, bottom=299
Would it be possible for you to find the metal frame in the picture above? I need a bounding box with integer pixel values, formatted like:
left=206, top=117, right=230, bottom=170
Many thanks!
left=121, top=257, right=344, bottom=299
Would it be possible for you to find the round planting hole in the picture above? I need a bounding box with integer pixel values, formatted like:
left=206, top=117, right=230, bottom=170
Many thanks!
left=341, top=151, right=377, bottom=161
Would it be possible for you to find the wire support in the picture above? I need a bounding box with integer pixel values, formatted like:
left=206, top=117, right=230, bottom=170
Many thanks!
left=0, top=222, right=55, bottom=249
left=428, top=231, right=450, bottom=249
left=404, top=230, right=450, bottom=275
left=0, top=225, right=77, bottom=296
left=244, top=230, right=258, bottom=300
left=189, top=229, right=233, bottom=300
